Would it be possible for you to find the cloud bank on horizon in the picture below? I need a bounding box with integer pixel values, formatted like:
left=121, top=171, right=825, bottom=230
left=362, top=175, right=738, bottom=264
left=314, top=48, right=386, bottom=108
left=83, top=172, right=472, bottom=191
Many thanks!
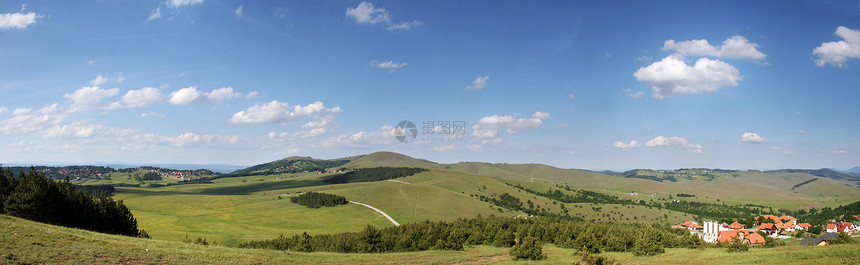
left=0, top=1, right=858, bottom=170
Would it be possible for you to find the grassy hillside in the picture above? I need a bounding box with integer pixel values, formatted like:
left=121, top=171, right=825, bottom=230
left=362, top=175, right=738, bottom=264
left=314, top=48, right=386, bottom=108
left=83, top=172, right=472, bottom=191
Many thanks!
left=113, top=168, right=701, bottom=243
left=232, top=152, right=860, bottom=211
left=0, top=214, right=511, bottom=264
left=341, top=151, right=441, bottom=169
left=101, top=152, right=860, bottom=244
left=3, top=214, right=858, bottom=264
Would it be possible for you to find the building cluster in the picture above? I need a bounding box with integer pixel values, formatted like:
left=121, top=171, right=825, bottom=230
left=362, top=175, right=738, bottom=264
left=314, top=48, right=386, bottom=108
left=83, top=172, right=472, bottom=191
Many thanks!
left=673, top=214, right=859, bottom=246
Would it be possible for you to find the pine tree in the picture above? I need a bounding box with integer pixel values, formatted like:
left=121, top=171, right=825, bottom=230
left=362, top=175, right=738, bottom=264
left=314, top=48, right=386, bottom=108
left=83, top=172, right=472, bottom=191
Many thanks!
left=3, top=169, right=61, bottom=223
left=510, top=236, right=546, bottom=260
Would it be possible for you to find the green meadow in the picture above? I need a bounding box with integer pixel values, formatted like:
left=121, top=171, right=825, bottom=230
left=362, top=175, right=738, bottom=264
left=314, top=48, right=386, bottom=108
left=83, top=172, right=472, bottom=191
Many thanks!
left=2, top=214, right=858, bottom=265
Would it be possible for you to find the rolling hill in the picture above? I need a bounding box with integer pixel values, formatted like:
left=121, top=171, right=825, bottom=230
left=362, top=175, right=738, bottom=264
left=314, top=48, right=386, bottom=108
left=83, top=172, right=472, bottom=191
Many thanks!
left=100, top=151, right=860, bottom=244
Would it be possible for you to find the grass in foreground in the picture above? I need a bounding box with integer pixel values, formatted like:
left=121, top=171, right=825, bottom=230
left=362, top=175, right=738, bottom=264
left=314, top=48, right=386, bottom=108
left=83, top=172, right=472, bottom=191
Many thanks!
left=2, top=214, right=859, bottom=264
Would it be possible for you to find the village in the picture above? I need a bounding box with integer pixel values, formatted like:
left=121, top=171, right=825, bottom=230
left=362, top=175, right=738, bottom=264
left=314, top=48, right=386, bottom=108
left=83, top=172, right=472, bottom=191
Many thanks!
left=673, top=214, right=860, bottom=246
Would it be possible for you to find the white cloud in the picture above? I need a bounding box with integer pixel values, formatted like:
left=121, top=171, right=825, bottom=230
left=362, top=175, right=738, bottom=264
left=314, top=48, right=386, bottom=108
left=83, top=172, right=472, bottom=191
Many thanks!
left=464, top=75, right=489, bottom=91
left=614, top=140, right=639, bottom=149
left=644, top=136, right=704, bottom=153
left=471, top=111, right=548, bottom=139
left=812, top=26, right=860, bottom=68
left=0, top=107, right=6, bottom=116
left=387, top=20, right=421, bottom=31
left=229, top=100, right=342, bottom=125
left=662, top=35, right=766, bottom=60
left=88, top=74, right=124, bottom=86
left=0, top=11, right=39, bottom=29
left=769, top=146, right=781, bottom=150
left=235, top=5, right=243, bottom=16
left=569, top=93, right=575, bottom=100
left=168, top=132, right=242, bottom=148
left=0, top=104, right=64, bottom=135
left=89, top=75, right=109, bottom=86
left=325, top=125, right=396, bottom=147
left=346, top=2, right=390, bottom=24
left=64, top=86, right=120, bottom=112
left=167, top=86, right=244, bottom=105
left=148, top=6, right=162, bottom=20
left=615, top=136, right=703, bottom=153
left=141, top=112, right=166, bottom=118
left=741, top=132, right=766, bottom=143
left=206, top=87, right=242, bottom=104
left=167, top=86, right=204, bottom=105
left=345, top=2, right=420, bottom=31
left=167, top=0, right=204, bottom=8
left=624, top=89, right=645, bottom=99
left=370, top=60, right=408, bottom=72
left=43, top=123, right=98, bottom=139
left=246, top=91, right=259, bottom=99
left=831, top=147, right=848, bottom=154
left=633, top=54, right=740, bottom=99
left=107, top=87, right=165, bottom=109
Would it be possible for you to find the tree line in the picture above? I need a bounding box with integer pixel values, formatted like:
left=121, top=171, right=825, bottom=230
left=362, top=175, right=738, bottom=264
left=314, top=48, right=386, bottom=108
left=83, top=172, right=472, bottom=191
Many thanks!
left=290, top=192, right=348, bottom=208
left=323, top=167, right=427, bottom=184
left=0, top=167, right=145, bottom=237
left=236, top=215, right=700, bottom=256
left=510, top=183, right=775, bottom=220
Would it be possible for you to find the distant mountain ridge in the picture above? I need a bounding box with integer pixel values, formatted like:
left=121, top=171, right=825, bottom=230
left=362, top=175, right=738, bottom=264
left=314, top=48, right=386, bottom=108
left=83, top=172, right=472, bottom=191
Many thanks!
left=765, top=168, right=860, bottom=181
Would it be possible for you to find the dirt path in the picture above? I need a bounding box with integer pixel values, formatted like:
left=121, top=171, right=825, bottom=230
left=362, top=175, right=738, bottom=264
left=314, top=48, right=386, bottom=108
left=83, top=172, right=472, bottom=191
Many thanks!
left=349, top=201, right=400, bottom=226
left=450, top=254, right=510, bottom=264
left=387, top=179, right=410, bottom=184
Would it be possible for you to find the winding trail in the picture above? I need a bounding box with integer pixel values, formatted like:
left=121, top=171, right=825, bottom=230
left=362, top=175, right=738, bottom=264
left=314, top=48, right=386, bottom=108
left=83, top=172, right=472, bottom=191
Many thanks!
left=349, top=201, right=400, bottom=226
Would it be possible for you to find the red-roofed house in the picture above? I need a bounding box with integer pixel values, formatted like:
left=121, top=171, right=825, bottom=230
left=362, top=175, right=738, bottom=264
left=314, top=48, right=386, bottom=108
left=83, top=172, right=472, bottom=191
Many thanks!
left=744, top=232, right=766, bottom=245
left=797, top=223, right=811, bottom=230
left=759, top=223, right=778, bottom=235
left=838, top=222, right=856, bottom=234
left=673, top=221, right=703, bottom=231
left=826, top=223, right=838, bottom=233
left=728, top=222, right=745, bottom=230
left=717, top=230, right=741, bottom=243
left=717, top=230, right=762, bottom=245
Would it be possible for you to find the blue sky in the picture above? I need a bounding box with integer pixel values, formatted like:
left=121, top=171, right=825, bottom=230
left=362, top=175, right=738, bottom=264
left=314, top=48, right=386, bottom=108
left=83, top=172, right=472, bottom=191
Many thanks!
left=1, top=0, right=859, bottom=170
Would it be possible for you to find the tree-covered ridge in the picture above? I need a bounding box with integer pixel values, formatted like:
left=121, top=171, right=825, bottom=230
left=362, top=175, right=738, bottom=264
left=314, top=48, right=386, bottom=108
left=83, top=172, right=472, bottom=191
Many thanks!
left=231, top=157, right=351, bottom=176
left=3, top=165, right=115, bottom=180
left=237, top=215, right=700, bottom=255
left=509, top=183, right=776, bottom=220
left=766, top=168, right=859, bottom=181
left=323, top=167, right=427, bottom=184
left=474, top=193, right=582, bottom=221
left=621, top=169, right=740, bottom=182
left=791, top=178, right=818, bottom=190
left=789, top=201, right=860, bottom=230
left=290, top=192, right=348, bottom=208
left=0, top=167, right=144, bottom=237
left=118, top=166, right=215, bottom=176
